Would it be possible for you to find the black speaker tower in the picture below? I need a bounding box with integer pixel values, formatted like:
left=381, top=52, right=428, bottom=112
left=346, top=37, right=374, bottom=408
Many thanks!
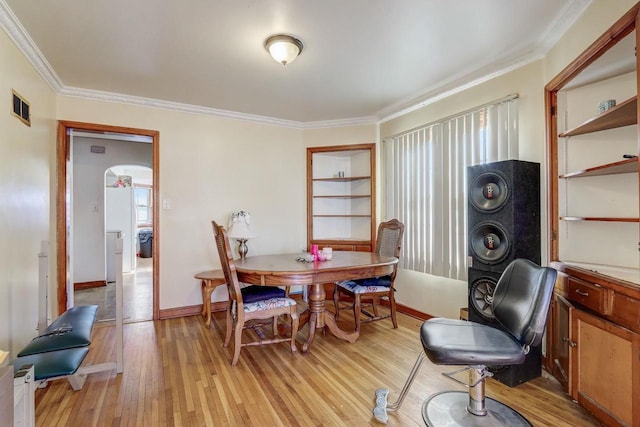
left=467, top=159, right=542, bottom=387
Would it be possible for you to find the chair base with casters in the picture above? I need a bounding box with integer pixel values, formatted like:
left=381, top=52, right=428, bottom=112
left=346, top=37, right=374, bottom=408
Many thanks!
left=373, top=334, right=534, bottom=426
left=422, top=391, right=530, bottom=426
left=373, top=259, right=557, bottom=426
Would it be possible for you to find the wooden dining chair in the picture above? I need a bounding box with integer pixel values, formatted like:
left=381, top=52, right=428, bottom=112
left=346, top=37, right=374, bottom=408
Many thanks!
left=212, top=221, right=299, bottom=366
left=333, top=219, right=404, bottom=333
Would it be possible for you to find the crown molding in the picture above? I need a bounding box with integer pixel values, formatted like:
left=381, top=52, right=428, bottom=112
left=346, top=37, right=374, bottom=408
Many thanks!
left=377, top=52, right=542, bottom=123
left=303, top=115, right=378, bottom=129
left=377, top=0, right=591, bottom=123
left=0, top=0, right=62, bottom=92
left=1, top=0, right=592, bottom=130
left=59, top=86, right=379, bottom=130
left=536, top=0, right=592, bottom=54
left=58, top=86, right=310, bottom=129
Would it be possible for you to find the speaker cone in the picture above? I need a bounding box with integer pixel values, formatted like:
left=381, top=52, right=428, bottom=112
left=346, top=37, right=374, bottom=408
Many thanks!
left=469, top=276, right=497, bottom=320
left=469, top=171, right=509, bottom=213
left=470, top=221, right=510, bottom=265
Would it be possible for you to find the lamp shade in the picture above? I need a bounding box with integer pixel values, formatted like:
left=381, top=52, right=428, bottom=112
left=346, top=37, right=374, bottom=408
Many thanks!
left=265, top=34, right=303, bottom=65
left=228, top=220, right=255, bottom=239
left=228, top=211, right=256, bottom=239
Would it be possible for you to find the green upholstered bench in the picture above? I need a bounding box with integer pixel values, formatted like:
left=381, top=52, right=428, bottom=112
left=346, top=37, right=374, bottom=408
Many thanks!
left=13, top=305, right=98, bottom=386
left=17, top=305, right=98, bottom=356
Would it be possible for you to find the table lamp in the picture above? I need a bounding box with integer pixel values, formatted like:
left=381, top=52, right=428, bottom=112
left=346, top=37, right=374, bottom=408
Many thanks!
left=228, top=211, right=256, bottom=259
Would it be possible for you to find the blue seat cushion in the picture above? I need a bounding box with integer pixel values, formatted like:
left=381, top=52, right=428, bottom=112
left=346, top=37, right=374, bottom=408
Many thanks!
left=359, top=276, right=392, bottom=287
left=18, top=305, right=98, bottom=357
left=13, top=347, right=90, bottom=381
left=241, top=286, right=286, bottom=304
left=336, top=276, right=393, bottom=294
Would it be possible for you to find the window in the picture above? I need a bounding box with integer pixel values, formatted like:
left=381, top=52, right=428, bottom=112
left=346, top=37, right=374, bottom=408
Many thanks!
left=383, top=95, right=519, bottom=280
left=134, top=186, right=153, bottom=226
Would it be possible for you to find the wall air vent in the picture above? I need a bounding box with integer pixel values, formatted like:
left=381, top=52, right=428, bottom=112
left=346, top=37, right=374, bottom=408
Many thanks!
left=90, top=145, right=106, bottom=154
left=11, top=89, right=30, bottom=127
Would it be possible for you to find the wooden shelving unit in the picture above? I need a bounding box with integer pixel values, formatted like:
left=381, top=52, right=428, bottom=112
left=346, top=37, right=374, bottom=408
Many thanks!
left=559, top=96, right=637, bottom=137
left=307, top=143, right=376, bottom=252
left=558, top=107, right=639, bottom=224
left=560, top=157, right=637, bottom=178
left=560, top=216, right=640, bottom=222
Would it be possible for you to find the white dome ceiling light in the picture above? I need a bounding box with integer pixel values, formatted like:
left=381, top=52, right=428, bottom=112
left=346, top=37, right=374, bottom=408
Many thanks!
left=264, top=34, right=304, bottom=66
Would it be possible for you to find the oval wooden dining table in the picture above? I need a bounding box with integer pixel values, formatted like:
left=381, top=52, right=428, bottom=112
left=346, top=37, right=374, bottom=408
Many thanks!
left=234, top=251, right=398, bottom=352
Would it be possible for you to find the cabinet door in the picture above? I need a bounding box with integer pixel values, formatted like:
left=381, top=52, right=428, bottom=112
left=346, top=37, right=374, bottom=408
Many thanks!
left=550, top=294, right=573, bottom=392
left=571, top=308, right=640, bottom=426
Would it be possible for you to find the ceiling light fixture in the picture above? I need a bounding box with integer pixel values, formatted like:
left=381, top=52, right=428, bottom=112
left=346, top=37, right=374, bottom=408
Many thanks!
left=264, top=34, right=304, bottom=66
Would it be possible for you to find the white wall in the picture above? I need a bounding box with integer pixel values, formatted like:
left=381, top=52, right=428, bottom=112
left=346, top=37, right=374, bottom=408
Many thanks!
left=72, top=136, right=152, bottom=283
left=0, top=28, right=56, bottom=358
left=56, top=98, right=381, bottom=310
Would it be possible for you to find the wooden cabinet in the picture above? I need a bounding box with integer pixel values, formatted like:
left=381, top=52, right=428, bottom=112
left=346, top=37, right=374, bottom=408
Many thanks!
left=545, top=5, right=640, bottom=426
left=571, top=307, right=640, bottom=427
left=307, top=144, right=376, bottom=252
left=549, top=265, right=640, bottom=427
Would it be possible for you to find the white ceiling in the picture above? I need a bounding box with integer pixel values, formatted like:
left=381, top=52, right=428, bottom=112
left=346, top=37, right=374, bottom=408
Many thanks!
left=2, top=0, right=591, bottom=126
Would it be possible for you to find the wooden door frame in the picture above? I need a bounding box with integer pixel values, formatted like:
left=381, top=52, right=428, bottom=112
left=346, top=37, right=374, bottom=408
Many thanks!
left=56, top=120, right=160, bottom=319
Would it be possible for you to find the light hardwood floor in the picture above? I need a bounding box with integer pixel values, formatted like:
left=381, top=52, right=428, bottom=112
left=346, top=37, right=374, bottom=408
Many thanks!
left=35, top=308, right=601, bottom=426
left=74, top=257, right=153, bottom=324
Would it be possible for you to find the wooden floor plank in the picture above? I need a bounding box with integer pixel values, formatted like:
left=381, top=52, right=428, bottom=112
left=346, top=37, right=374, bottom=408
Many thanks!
left=34, top=308, right=601, bottom=426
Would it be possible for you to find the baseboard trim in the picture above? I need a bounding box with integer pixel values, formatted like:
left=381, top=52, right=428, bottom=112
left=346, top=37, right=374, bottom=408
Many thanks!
left=74, top=280, right=106, bottom=290
left=210, top=301, right=229, bottom=312
left=159, top=301, right=229, bottom=320
left=395, top=302, right=433, bottom=321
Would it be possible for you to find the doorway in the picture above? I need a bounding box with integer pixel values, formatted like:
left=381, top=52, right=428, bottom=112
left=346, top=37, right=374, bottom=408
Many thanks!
left=73, top=164, right=154, bottom=323
left=56, top=121, right=160, bottom=319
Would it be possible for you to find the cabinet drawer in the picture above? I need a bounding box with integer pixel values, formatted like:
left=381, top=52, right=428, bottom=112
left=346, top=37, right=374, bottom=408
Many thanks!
left=567, top=277, right=611, bottom=314
left=610, top=293, right=640, bottom=333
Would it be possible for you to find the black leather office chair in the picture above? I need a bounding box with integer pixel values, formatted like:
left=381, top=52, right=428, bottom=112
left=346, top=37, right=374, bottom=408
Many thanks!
left=373, top=259, right=557, bottom=426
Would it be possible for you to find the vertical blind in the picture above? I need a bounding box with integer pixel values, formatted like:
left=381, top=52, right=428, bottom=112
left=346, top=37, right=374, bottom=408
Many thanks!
left=383, top=95, right=519, bottom=280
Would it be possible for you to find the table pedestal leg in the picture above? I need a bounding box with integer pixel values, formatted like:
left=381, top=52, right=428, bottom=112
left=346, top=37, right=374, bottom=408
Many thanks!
left=301, top=283, right=359, bottom=353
